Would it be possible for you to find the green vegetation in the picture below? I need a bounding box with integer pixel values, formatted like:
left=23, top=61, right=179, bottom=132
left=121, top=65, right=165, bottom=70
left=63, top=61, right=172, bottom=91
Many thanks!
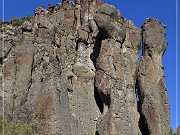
left=0, top=116, right=32, bottom=135
left=22, top=14, right=31, bottom=22
left=10, top=14, right=31, bottom=26
left=10, top=17, right=24, bottom=26
left=33, top=112, right=45, bottom=120
left=0, top=18, right=2, bottom=25
left=169, top=128, right=177, bottom=135
left=0, top=18, right=2, bottom=29
left=62, top=0, right=68, bottom=3
left=0, top=111, right=45, bottom=135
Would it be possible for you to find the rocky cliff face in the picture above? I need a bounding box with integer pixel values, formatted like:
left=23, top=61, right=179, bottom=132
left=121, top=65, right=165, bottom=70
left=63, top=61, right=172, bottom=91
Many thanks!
left=0, top=0, right=170, bottom=135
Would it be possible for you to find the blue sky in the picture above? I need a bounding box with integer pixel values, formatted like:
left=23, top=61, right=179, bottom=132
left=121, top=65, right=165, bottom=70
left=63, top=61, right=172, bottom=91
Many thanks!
left=0, top=0, right=179, bottom=131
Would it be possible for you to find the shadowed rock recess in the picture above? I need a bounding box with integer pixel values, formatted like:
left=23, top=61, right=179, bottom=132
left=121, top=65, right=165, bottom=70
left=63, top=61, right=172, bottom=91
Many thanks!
left=0, top=0, right=170, bottom=135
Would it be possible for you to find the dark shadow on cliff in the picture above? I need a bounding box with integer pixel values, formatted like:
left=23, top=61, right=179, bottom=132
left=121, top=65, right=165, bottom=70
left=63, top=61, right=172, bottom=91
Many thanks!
left=0, top=58, right=2, bottom=65
left=136, top=78, right=150, bottom=135
left=90, top=32, right=102, bottom=67
left=95, top=131, right=99, bottom=135
left=90, top=30, right=109, bottom=68
left=94, top=86, right=111, bottom=114
left=91, top=30, right=111, bottom=114
left=94, top=87, right=104, bottom=114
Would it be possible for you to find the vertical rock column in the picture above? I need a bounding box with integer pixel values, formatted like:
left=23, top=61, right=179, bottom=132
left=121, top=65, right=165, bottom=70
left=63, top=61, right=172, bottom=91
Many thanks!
left=70, top=1, right=102, bottom=134
left=138, top=18, right=170, bottom=135
left=94, top=3, right=141, bottom=135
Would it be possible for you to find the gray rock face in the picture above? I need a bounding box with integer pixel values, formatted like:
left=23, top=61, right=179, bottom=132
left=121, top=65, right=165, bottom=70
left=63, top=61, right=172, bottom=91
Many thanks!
left=94, top=18, right=141, bottom=135
left=138, top=18, right=170, bottom=135
left=0, top=1, right=170, bottom=135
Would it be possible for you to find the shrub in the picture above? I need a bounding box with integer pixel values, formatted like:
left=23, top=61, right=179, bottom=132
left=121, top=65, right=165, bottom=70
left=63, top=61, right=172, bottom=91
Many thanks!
left=169, top=128, right=177, bottom=135
left=0, top=18, right=3, bottom=29
left=22, top=14, right=31, bottom=22
left=0, top=116, right=32, bottom=135
left=0, top=18, right=2, bottom=25
left=33, top=112, right=45, bottom=120
left=11, top=17, right=24, bottom=26
left=10, top=14, right=31, bottom=26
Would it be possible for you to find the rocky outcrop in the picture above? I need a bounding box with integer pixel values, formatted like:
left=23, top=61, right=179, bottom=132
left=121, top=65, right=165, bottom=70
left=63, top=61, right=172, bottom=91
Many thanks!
left=138, top=18, right=170, bottom=135
left=0, top=0, right=170, bottom=135
left=94, top=6, right=141, bottom=134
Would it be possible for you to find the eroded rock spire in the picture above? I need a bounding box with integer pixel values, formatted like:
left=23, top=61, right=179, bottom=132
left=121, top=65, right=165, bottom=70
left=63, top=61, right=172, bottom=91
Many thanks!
left=138, top=18, right=170, bottom=135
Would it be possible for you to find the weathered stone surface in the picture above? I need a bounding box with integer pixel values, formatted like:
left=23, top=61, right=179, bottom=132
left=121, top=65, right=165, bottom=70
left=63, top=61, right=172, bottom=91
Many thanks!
left=22, top=21, right=32, bottom=32
left=95, top=19, right=141, bottom=135
left=0, top=1, right=170, bottom=135
left=138, top=18, right=170, bottom=135
left=94, top=3, right=126, bottom=43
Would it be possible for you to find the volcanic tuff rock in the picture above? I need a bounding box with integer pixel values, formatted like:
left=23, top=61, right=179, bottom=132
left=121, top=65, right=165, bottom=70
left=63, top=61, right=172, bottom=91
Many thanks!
left=0, top=0, right=170, bottom=135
